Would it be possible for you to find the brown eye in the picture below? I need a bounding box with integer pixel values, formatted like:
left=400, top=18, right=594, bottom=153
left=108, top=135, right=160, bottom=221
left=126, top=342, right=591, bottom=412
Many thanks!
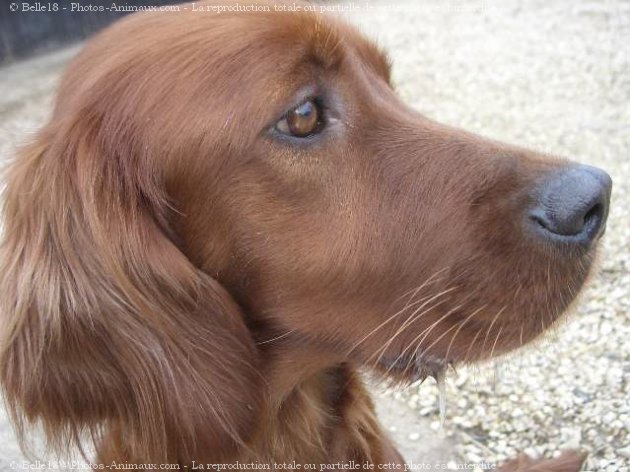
left=276, top=99, right=321, bottom=137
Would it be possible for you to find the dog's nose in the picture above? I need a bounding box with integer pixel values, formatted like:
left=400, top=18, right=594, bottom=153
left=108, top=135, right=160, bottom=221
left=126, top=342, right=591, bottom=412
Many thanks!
left=530, top=165, right=612, bottom=245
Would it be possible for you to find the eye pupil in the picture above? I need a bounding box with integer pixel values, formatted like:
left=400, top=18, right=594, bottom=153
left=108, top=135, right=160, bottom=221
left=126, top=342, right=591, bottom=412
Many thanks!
left=285, top=99, right=320, bottom=137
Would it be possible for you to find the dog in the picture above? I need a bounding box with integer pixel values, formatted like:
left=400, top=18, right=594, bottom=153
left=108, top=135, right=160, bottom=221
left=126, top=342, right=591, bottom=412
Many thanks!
left=0, top=1, right=611, bottom=470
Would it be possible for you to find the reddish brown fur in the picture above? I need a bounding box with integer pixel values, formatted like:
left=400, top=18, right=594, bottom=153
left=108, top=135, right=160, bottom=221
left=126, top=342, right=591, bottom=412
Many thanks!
left=0, top=1, right=591, bottom=470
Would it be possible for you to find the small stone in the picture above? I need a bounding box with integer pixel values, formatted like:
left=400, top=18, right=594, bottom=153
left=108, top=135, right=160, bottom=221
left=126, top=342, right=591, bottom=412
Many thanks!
left=618, top=446, right=630, bottom=460
left=523, top=447, right=539, bottom=459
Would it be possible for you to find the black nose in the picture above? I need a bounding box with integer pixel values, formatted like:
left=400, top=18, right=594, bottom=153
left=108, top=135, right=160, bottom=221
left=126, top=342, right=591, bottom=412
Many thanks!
left=530, top=165, right=612, bottom=245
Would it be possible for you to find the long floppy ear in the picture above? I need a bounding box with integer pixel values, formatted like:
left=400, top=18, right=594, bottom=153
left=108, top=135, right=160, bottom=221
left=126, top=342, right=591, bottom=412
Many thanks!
left=0, top=115, right=261, bottom=462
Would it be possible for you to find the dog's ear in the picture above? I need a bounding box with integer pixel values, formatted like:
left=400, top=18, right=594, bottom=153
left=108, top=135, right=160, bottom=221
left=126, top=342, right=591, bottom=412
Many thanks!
left=0, top=115, right=260, bottom=462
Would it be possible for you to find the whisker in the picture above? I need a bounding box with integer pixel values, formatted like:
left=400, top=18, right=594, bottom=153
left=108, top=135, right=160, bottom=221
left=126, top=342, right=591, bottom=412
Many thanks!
left=370, top=292, right=455, bottom=372
left=462, top=323, right=483, bottom=365
left=480, top=305, right=506, bottom=356
left=362, top=261, right=477, bottom=377
left=489, top=325, right=504, bottom=360
left=443, top=305, right=486, bottom=363
left=392, top=266, right=451, bottom=306
left=371, top=285, right=459, bottom=364
left=375, top=304, right=461, bottom=380
left=345, top=267, right=449, bottom=356
left=513, top=281, right=522, bottom=303
left=256, top=329, right=296, bottom=345
left=390, top=301, right=467, bottom=374
left=417, top=305, right=485, bottom=359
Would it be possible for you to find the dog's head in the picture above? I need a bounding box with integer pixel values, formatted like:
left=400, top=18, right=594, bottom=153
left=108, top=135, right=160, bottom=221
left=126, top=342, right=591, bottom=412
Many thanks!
left=0, top=1, right=611, bottom=462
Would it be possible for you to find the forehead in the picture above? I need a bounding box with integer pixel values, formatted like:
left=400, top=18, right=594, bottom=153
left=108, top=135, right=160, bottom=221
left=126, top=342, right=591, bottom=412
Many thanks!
left=157, top=7, right=392, bottom=129
left=178, top=6, right=391, bottom=84
left=259, top=10, right=391, bottom=81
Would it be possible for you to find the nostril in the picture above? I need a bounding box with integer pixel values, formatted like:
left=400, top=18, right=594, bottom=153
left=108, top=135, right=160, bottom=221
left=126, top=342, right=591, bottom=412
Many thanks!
left=584, top=203, right=603, bottom=227
left=530, top=201, right=601, bottom=237
left=577, top=201, right=605, bottom=238
left=529, top=165, right=612, bottom=245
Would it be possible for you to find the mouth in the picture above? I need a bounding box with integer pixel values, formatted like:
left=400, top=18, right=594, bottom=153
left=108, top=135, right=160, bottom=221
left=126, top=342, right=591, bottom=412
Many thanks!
left=378, top=352, right=453, bottom=384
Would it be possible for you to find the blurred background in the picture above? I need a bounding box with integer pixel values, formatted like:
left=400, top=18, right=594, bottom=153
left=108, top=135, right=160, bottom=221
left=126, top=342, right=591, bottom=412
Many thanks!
left=1, top=1, right=629, bottom=471
left=0, top=0, right=185, bottom=61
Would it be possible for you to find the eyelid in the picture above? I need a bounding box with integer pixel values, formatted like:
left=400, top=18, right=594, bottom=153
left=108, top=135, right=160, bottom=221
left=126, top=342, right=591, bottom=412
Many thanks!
left=270, top=85, right=318, bottom=122
left=264, top=85, right=342, bottom=144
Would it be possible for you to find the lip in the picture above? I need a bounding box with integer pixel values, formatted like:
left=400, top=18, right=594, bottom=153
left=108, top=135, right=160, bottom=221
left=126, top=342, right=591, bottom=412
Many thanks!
left=378, top=352, right=452, bottom=383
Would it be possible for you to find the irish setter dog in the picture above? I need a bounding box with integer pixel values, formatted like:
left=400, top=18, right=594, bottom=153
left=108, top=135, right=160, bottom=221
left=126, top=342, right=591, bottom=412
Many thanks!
left=0, top=1, right=611, bottom=470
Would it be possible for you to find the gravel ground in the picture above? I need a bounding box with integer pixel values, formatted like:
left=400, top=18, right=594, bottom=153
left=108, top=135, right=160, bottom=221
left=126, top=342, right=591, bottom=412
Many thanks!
left=1, top=1, right=629, bottom=471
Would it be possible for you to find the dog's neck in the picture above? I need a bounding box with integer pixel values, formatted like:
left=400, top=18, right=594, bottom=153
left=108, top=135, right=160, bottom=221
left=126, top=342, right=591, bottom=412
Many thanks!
left=258, top=335, right=344, bottom=404
left=246, top=333, right=386, bottom=463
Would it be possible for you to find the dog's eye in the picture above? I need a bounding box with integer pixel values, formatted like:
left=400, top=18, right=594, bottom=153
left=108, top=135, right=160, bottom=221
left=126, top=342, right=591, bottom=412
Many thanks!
left=276, top=99, right=322, bottom=138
